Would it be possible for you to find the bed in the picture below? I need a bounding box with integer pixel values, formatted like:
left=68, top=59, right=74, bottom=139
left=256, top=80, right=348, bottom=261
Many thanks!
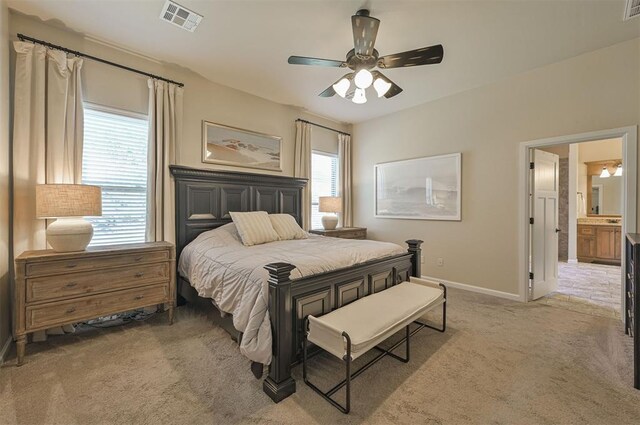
left=170, top=165, right=423, bottom=403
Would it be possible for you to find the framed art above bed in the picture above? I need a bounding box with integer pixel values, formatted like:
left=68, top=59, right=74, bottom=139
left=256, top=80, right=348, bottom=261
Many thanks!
left=374, top=153, right=462, bottom=221
left=202, top=120, right=282, bottom=171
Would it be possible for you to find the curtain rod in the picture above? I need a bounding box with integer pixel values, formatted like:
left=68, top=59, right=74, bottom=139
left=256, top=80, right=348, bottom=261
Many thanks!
left=17, top=33, right=185, bottom=88
left=296, top=119, right=351, bottom=136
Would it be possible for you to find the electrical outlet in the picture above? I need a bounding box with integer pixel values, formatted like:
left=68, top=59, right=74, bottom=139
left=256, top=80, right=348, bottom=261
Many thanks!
left=421, top=255, right=424, bottom=264
left=437, top=258, right=444, bottom=267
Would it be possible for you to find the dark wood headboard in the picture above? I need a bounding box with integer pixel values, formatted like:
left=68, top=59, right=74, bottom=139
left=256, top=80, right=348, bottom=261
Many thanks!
left=170, top=165, right=307, bottom=257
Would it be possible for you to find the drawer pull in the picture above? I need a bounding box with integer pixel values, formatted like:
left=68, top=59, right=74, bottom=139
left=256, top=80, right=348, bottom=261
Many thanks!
left=135, top=272, right=144, bottom=278
left=65, top=282, right=78, bottom=288
left=66, top=307, right=76, bottom=314
left=134, top=295, right=144, bottom=300
left=134, top=256, right=144, bottom=262
left=66, top=263, right=77, bottom=269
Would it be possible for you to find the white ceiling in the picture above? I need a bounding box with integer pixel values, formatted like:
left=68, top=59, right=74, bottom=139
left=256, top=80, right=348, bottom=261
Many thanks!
left=8, top=0, right=640, bottom=124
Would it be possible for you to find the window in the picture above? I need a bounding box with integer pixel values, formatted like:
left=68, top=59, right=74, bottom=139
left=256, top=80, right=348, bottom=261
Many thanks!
left=311, top=151, right=339, bottom=229
left=82, top=105, right=149, bottom=246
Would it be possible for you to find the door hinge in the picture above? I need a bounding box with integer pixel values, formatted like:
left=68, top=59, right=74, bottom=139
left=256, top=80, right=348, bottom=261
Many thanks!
left=530, top=217, right=534, bottom=225
left=530, top=162, right=535, bottom=169
left=529, top=272, right=534, bottom=280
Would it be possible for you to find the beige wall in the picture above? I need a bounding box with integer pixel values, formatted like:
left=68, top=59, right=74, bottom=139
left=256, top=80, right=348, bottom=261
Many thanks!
left=353, top=38, right=640, bottom=296
left=1, top=0, right=11, bottom=358
left=9, top=12, right=350, bottom=177
left=578, top=138, right=622, bottom=163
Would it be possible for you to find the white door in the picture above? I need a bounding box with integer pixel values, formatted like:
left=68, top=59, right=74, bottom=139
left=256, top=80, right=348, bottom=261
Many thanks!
left=530, top=149, right=560, bottom=300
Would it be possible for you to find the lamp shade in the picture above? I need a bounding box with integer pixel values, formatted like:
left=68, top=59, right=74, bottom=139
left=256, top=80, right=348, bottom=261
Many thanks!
left=36, top=184, right=102, bottom=218
left=318, top=196, right=342, bottom=213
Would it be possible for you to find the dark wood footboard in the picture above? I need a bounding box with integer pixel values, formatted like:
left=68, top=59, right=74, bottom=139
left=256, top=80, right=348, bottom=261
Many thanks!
left=263, top=240, right=423, bottom=403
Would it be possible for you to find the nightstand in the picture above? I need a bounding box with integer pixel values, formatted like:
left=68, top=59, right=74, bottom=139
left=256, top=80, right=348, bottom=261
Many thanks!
left=309, top=227, right=367, bottom=240
left=13, top=242, right=176, bottom=366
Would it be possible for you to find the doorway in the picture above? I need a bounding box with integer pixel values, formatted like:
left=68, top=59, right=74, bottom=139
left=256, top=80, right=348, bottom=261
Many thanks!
left=519, top=127, right=637, bottom=321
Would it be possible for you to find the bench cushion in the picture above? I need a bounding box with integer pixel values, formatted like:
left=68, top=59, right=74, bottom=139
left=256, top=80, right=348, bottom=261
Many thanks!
left=307, top=280, right=444, bottom=360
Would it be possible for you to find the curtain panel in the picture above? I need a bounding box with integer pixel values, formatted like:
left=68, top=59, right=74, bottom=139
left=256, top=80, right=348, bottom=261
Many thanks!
left=12, top=41, right=84, bottom=257
left=294, top=121, right=312, bottom=230
left=12, top=41, right=85, bottom=340
left=146, top=79, right=183, bottom=243
left=338, top=133, right=352, bottom=227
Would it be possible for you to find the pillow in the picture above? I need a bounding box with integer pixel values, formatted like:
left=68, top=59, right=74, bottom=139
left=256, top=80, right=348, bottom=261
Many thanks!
left=229, top=211, right=280, bottom=246
left=269, top=214, right=308, bottom=240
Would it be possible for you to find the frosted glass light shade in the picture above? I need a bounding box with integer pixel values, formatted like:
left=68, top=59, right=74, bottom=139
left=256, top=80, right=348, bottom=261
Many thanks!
left=333, top=78, right=350, bottom=98
left=373, top=77, right=391, bottom=97
left=354, top=69, right=373, bottom=89
left=614, top=164, right=623, bottom=176
left=599, top=167, right=611, bottom=178
left=36, top=184, right=102, bottom=218
left=318, top=196, right=342, bottom=213
left=352, top=88, right=367, bottom=104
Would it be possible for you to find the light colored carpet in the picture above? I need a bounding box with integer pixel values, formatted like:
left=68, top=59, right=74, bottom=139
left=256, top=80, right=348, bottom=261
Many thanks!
left=0, top=288, right=638, bottom=425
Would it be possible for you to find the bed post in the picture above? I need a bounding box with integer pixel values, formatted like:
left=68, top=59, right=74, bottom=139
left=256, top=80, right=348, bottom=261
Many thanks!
left=406, top=239, right=424, bottom=277
left=263, top=262, right=297, bottom=403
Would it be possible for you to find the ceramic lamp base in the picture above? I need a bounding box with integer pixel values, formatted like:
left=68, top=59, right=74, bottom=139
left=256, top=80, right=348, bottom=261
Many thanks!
left=321, top=215, right=339, bottom=230
left=46, top=217, right=94, bottom=252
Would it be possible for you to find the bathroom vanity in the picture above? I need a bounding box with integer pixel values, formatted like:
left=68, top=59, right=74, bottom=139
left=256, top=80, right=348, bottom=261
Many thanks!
left=577, top=218, right=622, bottom=265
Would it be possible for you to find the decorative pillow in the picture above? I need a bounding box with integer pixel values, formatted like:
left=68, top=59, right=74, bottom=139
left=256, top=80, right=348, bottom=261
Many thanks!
left=269, top=214, right=308, bottom=240
left=229, top=211, right=280, bottom=246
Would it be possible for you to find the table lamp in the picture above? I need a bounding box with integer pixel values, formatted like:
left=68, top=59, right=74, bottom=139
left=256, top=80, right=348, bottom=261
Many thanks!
left=36, top=184, right=102, bottom=252
left=318, top=196, right=342, bottom=230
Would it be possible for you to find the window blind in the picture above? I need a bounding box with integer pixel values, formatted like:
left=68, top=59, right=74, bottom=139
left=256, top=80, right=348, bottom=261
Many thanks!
left=311, top=151, right=339, bottom=229
left=82, top=106, right=149, bottom=246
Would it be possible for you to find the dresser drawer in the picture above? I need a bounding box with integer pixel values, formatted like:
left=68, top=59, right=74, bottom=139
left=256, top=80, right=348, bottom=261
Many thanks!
left=26, top=284, right=169, bottom=330
left=26, top=263, right=170, bottom=303
left=337, top=229, right=366, bottom=239
left=26, top=250, right=170, bottom=277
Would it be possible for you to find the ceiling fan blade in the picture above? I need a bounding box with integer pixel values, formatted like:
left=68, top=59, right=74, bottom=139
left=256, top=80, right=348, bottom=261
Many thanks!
left=319, top=86, right=336, bottom=97
left=351, top=10, right=380, bottom=57
left=288, top=56, right=346, bottom=67
left=318, top=73, right=354, bottom=97
left=372, top=71, right=403, bottom=98
left=378, top=44, right=444, bottom=69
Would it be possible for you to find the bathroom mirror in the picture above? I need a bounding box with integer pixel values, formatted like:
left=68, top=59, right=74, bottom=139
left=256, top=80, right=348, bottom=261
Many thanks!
left=590, top=176, right=622, bottom=215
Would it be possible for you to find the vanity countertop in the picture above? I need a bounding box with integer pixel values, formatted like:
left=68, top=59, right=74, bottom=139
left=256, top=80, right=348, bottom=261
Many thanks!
left=578, top=217, right=622, bottom=226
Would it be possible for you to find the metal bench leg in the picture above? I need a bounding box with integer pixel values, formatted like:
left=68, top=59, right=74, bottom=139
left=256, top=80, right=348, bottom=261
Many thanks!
left=303, top=321, right=352, bottom=414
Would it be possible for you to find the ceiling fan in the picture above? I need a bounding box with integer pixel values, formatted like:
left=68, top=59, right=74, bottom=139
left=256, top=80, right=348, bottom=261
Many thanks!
left=288, top=9, right=444, bottom=104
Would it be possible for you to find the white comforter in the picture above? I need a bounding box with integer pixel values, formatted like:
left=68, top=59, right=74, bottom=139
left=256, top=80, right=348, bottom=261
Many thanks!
left=178, top=223, right=405, bottom=365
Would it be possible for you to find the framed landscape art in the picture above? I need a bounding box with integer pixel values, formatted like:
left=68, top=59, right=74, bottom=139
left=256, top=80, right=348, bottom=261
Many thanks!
left=202, top=121, right=282, bottom=171
left=374, top=153, right=462, bottom=221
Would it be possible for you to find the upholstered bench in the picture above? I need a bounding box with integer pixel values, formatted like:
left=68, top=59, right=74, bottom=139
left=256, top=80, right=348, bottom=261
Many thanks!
left=303, top=277, right=446, bottom=413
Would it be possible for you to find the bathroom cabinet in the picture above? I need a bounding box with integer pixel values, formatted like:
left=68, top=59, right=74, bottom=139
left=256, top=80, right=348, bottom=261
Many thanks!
left=577, top=224, right=621, bottom=265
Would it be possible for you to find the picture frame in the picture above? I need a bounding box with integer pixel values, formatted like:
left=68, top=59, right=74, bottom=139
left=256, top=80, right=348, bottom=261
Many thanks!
left=374, top=153, right=462, bottom=221
left=202, top=120, right=282, bottom=172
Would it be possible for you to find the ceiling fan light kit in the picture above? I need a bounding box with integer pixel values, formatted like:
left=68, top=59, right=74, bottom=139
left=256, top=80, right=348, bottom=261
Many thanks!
left=288, top=9, right=444, bottom=105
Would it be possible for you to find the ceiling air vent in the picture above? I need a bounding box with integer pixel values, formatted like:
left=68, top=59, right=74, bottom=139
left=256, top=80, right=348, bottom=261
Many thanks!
left=160, top=1, right=203, bottom=32
left=624, top=0, right=640, bottom=20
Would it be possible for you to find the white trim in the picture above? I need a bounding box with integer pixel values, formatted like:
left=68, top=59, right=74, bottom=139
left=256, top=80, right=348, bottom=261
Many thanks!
left=422, top=275, right=522, bottom=302
left=567, top=258, right=578, bottom=264
left=83, top=101, right=148, bottom=121
left=518, top=126, right=638, bottom=306
left=0, top=336, right=12, bottom=365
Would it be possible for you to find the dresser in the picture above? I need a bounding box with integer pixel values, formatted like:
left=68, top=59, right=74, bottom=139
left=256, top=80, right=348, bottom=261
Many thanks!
left=14, top=242, right=175, bottom=366
left=309, top=227, right=367, bottom=239
left=625, top=234, right=640, bottom=389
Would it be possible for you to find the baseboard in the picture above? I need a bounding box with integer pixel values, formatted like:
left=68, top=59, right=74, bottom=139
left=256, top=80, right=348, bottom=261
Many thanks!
left=0, top=336, right=12, bottom=365
left=567, top=258, right=578, bottom=264
left=421, top=275, right=522, bottom=302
